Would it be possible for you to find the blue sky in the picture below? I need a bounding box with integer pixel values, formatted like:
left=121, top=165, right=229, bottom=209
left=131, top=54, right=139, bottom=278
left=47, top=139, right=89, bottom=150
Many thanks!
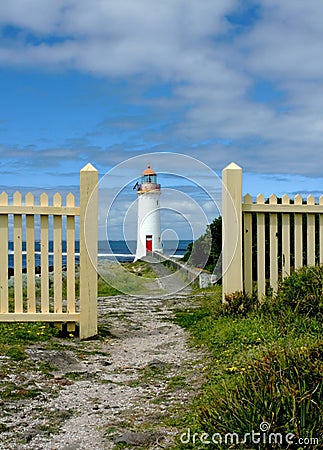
left=1, top=0, right=323, bottom=239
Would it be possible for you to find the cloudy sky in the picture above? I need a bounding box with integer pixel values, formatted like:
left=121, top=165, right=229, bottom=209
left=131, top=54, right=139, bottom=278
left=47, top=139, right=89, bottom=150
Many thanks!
left=1, top=0, right=323, bottom=240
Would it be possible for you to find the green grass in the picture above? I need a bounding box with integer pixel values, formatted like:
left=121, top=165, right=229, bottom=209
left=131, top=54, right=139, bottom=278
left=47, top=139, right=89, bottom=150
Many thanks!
left=0, top=322, right=59, bottom=361
left=7, top=261, right=157, bottom=301
left=97, top=260, right=159, bottom=296
left=171, top=276, right=323, bottom=449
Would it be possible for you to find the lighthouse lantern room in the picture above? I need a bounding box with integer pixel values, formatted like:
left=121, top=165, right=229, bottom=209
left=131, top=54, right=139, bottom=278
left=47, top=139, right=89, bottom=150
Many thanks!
left=135, top=165, right=162, bottom=260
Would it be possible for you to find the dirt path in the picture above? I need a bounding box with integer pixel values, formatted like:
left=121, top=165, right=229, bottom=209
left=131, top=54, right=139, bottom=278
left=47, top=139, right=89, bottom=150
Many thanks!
left=0, top=269, right=205, bottom=449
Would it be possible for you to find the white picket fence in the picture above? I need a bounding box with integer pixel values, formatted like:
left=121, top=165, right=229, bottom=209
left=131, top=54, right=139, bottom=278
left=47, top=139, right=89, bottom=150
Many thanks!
left=0, top=163, right=98, bottom=339
left=222, top=162, right=323, bottom=301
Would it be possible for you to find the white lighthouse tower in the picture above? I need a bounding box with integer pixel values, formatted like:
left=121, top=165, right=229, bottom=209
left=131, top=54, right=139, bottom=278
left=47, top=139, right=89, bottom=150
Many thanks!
left=135, top=165, right=163, bottom=260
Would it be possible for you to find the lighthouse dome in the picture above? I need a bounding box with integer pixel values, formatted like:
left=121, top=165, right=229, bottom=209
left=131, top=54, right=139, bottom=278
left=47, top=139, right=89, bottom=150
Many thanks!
left=142, top=165, right=156, bottom=176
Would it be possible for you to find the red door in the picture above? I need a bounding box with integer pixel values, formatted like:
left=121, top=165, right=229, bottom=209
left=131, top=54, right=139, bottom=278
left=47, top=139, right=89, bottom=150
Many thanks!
left=146, top=235, right=153, bottom=252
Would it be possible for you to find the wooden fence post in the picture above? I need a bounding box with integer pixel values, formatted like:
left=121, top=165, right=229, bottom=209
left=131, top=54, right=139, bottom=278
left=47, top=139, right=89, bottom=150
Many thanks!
left=222, top=162, right=243, bottom=301
left=79, top=163, right=98, bottom=339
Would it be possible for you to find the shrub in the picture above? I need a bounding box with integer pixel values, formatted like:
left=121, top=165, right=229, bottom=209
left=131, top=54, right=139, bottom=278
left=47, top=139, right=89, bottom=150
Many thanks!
left=274, top=266, right=323, bottom=317
left=199, top=343, right=323, bottom=448
left=223, top=290, right=257, bottom=316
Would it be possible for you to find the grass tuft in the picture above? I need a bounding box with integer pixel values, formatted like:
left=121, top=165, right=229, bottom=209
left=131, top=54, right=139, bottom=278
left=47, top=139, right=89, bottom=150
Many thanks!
left=172, top=267, right=323, bottom=449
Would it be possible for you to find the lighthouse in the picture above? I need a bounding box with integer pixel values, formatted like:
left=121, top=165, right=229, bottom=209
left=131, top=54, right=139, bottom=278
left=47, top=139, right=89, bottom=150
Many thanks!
left=135, top=165, right=163, bottom=260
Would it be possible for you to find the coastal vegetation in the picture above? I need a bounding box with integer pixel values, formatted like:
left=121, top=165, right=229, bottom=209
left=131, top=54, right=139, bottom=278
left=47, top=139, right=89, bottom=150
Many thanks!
left=7, top=260, right=157, bottom=301
left=171, top=265, right=322, bottom=449
left=182, top=216, right=222, bottom=272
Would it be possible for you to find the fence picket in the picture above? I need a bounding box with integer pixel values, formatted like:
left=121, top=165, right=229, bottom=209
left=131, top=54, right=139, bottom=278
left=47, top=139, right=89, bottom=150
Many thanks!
left=294, top=194, right=303, bottom=269
left=53, top=193, right=62, bottom=313
left=0, top=192, right=9, bottom=313
left=256, top=194, right=266, bottom=300
left=80, top=163, right=98, bottom=338
left=281, top=194, right=291, bottom=278
left=40, top=193, right=49, bottom=313
left=13, top=192, right=23, bottom=313
left=306, top=195, right=315, bottom=266
left=66, top=193, right=75, bottom=315
left=224, top=163, right=323, bottom=301
left=26, top=192, right=36, bottom=312
left=0, top=164, right=98, bottom=339
left=269, top=194, right=278, bottom=292
left=243, top=194, right=253, bottom=294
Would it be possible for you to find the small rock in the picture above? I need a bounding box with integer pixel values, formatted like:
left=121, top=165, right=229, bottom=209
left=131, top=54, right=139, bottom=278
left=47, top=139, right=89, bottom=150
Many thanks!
left=147, top=359, right=167, bottom=370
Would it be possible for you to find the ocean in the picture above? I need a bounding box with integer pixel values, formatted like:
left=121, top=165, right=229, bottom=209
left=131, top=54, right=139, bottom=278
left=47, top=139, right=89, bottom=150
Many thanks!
left=7, top=240, right=191, bottom=268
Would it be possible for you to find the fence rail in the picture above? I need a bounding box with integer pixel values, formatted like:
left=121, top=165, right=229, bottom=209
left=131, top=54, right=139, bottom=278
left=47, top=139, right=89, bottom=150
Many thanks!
left=0, top=163, right=98, bottom=338
left=222, top=163, right=323, bottom=301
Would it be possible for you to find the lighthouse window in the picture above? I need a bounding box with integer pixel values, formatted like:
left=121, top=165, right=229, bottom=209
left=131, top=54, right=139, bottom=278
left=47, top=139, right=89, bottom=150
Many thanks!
left=157, top=200, right=159, bottom=206
left=143, top=174, right=157, bottom=184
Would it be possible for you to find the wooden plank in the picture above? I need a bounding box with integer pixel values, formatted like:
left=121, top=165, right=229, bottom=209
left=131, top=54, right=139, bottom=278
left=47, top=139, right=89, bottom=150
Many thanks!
left=0, top=192, right=9, bottom=313
left=67, top=322, right=76, bottom=332
left=0, top=313, right=79, bottom=322
left=256, top=194, right=266, bottom=301
left=53, top=193, right=62, bottom=314
left=79, top=163, right=98, bottom=339
left=221, top=163, right=243, bottom=301
left=243, top=194, right=253, bottom=295
left=26, top=193, right=36, bottom=312
left=40, top=193, right=49, bottom=313
left=66, top=193, right=75, bottom=313
left=282, top=194, right=291, bottom=278
left=242, top=203, right=323, bottom=214
left=306, top=195, right=315, bottom=266
left=269, top=194, right=278, bottom=292
left=13, top=192, right=23, bottom=313
left=0, top=205, right=79, bottom=215
left=320, top=196, right=323, bottom=265
left=294, top=194, right=303, bottom=270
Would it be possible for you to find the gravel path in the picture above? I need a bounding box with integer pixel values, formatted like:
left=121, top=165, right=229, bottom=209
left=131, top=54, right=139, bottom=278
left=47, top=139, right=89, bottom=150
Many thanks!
left=0, top=266, right=205, bottom=449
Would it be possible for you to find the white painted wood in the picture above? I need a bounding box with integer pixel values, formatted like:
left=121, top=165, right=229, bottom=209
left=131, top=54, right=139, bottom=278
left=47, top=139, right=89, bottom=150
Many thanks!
left=294, top=194, right=303, bottom=270
left=269, top=194, right=278, bottom=292
left=256, top=194, right=266, bottom=301
left=242, top=203, right=323, bottom=213
left=26, top=193, right=36, bottom=313
left=320, top=196, right=323, bottom=265
left=306, top=195, right=315, bottom=266
left=0, top=313, right=80, bottom=322
left=67, top=322, right=76, bottom=332
left=13, top=192, right=23, bottom=313
left=282, top=194, right=291, bottom=278
left=0, top=205, right=79, bottom=215
left=40, top=193, right=49, bottom=313
left=53, top=193, right=62, bottom=313
left=0, top=192, right=9, bottom=313
left=79, top=163, right=98, bottom=339
left=222, top=163, right=243, bottom=301
left=0, top=167, right=97, bottom=335
left=66, top=193, right=75, bottom=313
left=243, top=194, right=253, bottom=294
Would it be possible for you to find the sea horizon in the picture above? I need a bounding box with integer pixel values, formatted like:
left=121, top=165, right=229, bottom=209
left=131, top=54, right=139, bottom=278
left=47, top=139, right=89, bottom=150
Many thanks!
left=7, top=239, right=191, bottom=268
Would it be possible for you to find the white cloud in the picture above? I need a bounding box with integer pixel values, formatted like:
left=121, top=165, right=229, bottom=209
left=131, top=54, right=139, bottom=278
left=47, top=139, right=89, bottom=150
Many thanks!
left=1, top=0, right=323, bottom=179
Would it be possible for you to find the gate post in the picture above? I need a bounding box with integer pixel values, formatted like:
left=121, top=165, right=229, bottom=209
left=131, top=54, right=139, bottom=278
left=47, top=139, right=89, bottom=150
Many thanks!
left=222, top=163, right=243, bottom=301
left=79, top=163, right=98, bottom=339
